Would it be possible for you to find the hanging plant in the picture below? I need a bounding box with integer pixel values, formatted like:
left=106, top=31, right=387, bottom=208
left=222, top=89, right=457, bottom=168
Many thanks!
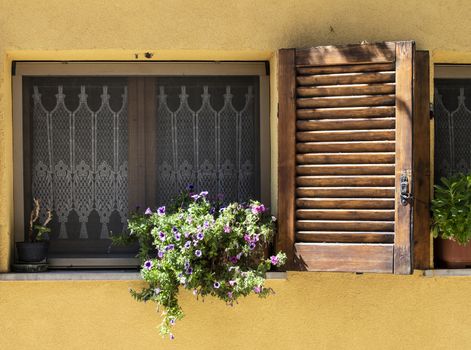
left=113, top=188, right=286, bottom=339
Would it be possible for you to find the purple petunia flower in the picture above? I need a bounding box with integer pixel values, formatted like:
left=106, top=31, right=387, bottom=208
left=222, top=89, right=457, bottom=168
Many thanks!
left=195, top=250, right=202, bottom=257
left=224, top=225, right=232, bottom=233
left=184, top=231, right=190, bottom=238
left=184, top=241, right=191, bottom=249
left=270, top=255, right=279, bottom=265
left=244, top=234, right=251, bottom=242
left=229, top=256, right=238, bottom=264
left=186, top=184, right=194, bottom=191
left=219, top=207, right=226, bottom=212
left=249, top=242, right=256, bottom=250
left=251, top=204, right=266, bottom=215
left=172, top=226, right=178, bottom=233
left=165, top=244, right=175, bottom=251
left=229, top=280, right=236, bottom=287
left=159, top=231, right=166, bottom=241
left=193, top=289, right=198, bottom=296
left=191, top=194, right=200, bottom=201
left=197, top=232, right=204, bottom=241
left=174, top=232, right=181, bottom=240
left=154, top=287, right=161, bottom=295
left=144, top=207, right=153, bottom=215
left=143, top=260, right=153, bottom=270
left=253, top=286, right=262, bottom=294
left=203, top=221, right=210, bottom=229
left=193, top=240, right=199, bottom=247
left=184, top=261, right=190, bottom=269
left=227, top=291, right=233, bottom=299
left=209, top=207, right=216, bottom=215
left=169, top=333, right=175, bottom=340
left=213, top=282, right=221, bottom=289
left=157, top=206, right=166, bottom=216
left=199, top=191, right=208, bottom=197
left=186, top=267, right=193, bottom=275
left=157, top=250, right=164, bottom=259
left=236, top=252, right=243, bottom=260
left=170, top=318, right=176, bottom=326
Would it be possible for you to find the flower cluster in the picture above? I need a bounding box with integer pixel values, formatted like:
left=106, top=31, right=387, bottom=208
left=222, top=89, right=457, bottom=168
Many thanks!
left=123, top=189, right=286, bottom=339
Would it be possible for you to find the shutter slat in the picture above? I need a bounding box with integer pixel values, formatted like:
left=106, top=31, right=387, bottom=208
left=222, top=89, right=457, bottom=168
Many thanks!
left=297, top=164, right=395, bottom=175
left=296, top=231, right=395, bottom=243
left=297, top=130, right=395, bottom=142
left=297, top=94, right=395, bottom=108
left=296, top=175, right=395, bottom=187
left=296, top=187, right=395, bottom=198
left=296, top=152, right=395, bottom=164
left=297, top=220, right=394, bottom=232
left=297, top=63, right=396, bottom=75
left=297, top=84, right=395, bottom=97
left=297, top=141, right=395, bottom=153
left=297, top=106, right=395, bottom=119
left=296, top=198, right=395, bottom=209
left=297, top=72, right=395, bottom=86
left=296, top=209, right=395, bottom=220
left=297, top=118, right=395, bottom=131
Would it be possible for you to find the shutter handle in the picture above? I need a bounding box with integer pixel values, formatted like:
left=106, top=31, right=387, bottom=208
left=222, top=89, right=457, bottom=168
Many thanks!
left=400, top=173, right=412, bottom=206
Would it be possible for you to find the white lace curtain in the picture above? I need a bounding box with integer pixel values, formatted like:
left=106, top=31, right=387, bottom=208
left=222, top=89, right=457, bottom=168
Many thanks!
left=155, top=79, right=259, bottom=205
left=435, top=85, right=471, bottom=180
left=32, top=84, right=128, bottom=240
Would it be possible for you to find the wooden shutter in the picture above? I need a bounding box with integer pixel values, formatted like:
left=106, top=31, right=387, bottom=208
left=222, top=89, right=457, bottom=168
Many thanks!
left=277, top=41, right=430, bottom=274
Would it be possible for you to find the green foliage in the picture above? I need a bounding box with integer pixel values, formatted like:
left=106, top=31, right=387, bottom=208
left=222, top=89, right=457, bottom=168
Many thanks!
left=432, top=174, right=471, bottom=245
left=33, top=224, right=51, bottom=241
left=113, top=189, right=286, bottom=339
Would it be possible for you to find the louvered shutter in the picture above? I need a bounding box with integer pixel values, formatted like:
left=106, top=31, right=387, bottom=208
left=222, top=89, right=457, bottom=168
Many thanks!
left=277, top=41, right=429, bottom=274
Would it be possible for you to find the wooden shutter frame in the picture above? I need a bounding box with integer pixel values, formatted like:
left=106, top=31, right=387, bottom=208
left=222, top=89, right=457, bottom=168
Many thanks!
left=277, top=42, right=429, bottom=274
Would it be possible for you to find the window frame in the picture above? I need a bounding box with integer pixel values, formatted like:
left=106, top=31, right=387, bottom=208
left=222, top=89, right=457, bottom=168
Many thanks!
left=12, top=61, right=271, bottom=268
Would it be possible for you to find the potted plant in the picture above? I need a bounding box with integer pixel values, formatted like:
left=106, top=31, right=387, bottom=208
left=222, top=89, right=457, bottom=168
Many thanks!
left=432, top=174, right=471, bottom=268
left=112, top=188, right=286, bottom=339
left=16, top=198, right=52, bottom=263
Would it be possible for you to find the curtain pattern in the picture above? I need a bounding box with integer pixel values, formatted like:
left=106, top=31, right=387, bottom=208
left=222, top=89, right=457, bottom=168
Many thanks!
left=31, top=85, right=128, bottom=240
left=435, top=86, right=471, bottom=181
left=155, top=81, right=259, bottom=205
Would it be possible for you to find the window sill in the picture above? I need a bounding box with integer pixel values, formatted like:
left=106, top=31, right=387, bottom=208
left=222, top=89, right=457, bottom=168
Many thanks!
left=423, top=269, right=471, bottom=277
left=0, top=271, right=287, bottom=281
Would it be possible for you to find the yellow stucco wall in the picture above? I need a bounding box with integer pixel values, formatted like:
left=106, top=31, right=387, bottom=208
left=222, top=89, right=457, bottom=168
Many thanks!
left=2, top=1, right=471, bottom=349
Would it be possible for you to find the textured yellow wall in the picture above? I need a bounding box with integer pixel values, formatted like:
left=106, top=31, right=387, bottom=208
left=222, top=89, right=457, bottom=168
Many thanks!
left=2, top=272, right=471, bottom=349
left=2, top=1, right=471, bottom=349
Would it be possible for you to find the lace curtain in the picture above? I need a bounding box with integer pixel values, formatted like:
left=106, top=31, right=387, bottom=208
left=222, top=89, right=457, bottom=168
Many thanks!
left=155, top=77, right=260, bottom=205
left=31, top=80, right=128, bottom=241
left=435, top=80, right=471, bottom=181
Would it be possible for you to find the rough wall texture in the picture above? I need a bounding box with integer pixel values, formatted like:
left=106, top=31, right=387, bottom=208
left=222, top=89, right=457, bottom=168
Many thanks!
left=1, top=1, right=471, bottom=349
left=1, top=272, right=471, bottom=349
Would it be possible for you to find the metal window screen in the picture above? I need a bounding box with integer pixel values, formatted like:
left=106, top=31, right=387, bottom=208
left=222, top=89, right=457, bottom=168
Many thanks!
left=155, top=76, right=260, bottom=205
left=435, top=79, right=471, bottom=182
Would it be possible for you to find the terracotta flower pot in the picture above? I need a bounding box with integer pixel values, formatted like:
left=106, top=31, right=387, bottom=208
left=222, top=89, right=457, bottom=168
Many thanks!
left=436, top=238, right=471, bottom=268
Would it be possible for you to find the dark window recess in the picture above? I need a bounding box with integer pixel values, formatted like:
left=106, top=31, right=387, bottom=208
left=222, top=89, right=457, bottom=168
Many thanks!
left=434, top=79, right=471, bottom=182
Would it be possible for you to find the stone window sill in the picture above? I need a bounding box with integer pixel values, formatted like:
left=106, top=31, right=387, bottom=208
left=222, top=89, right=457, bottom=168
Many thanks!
left=0, top=271, right=287, bottom=281
left=423, top=269, right=471, bottom=277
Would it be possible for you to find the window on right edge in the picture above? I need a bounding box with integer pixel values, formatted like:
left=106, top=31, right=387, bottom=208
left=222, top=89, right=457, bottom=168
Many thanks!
left=434, top=65, right=471, bottom=268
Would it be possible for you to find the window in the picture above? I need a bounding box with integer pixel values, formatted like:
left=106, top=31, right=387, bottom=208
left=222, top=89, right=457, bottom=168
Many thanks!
left=13, top=62, right=270, bottom=267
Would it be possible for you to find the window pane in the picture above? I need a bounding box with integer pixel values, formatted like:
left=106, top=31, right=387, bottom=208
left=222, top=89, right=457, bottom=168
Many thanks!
left=435, top=79, right=471, bottom=181
left=28, top=77, right=136, bottom=257
left=155, top=76, right=260, bottom=205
